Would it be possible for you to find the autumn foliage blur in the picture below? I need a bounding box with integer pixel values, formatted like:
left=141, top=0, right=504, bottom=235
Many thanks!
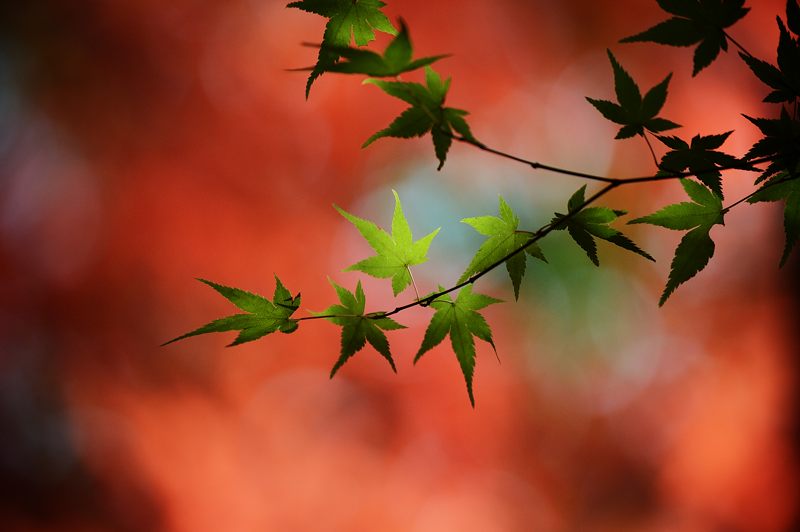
left=0, top=1, right=797, bottom=530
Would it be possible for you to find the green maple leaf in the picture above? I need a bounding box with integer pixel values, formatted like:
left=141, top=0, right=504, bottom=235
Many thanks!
left=459, top=196, right=547, bottom=300
left=316, top=279, right=405, bottom=377
left=629, top=179, right=724, bottom=305
left=162, top=276, right=301, bottom=347
left=288, top=0, right=397, bottom=97
left=364, top=66, right=478, bottom=170
left=621, top=0, right=750, bottom=76
left=657, top=131, right=752, bottom=198
left=740, top=17, right=800, bottom=103
left=552, top=185, right=655, bottom=266
left=320, top=19, right=448, bottom=77
left=747, top=172, right=800, bottom=266
left=744, top=108, right=800, bottom=183
left=335, top=190, right=440, bottom=296
left=586, top=50, right=680, bottom=139
left=414, top=286, right=502, bottom=407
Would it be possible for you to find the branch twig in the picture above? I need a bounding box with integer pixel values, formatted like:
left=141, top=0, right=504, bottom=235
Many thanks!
left=299, top=136, right=775, bottom=323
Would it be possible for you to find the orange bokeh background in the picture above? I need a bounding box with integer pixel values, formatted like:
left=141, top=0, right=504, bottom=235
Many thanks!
left=0, top=1, right=797, bottom=531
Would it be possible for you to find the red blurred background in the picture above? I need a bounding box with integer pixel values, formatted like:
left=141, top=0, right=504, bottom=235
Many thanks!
left=0, top=1, right=797, bottom=530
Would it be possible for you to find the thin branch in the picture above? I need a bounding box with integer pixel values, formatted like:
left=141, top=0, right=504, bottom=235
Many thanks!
left=296, top=152, right=775, bottom=322
left=452, top=134, right=773, bottom=185
left=302, top=165, right=785, bottom=324
left=372, top=182, right=620, bottom=319
left=294, top=124, right=775, bottom=324
left=296, top=181, right=625, bottom=321
left=454, top=135, right=618, bottom=183
left=723, top=173, right=800, bottom=213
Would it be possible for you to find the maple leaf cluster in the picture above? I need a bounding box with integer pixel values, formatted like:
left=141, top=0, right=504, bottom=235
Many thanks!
left=164, top=0, right=800, bottom=406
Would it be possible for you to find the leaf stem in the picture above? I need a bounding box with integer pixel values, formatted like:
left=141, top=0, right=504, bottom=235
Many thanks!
left=723, top=30, right=755, bottom=59
left=452, top=134, right=773, bottom=185
left=297, top=313, right=355, bottom=321
left=455, top=135, right=618, bottom=183
left=642, top=131, right=659, bottom=169
left=406, top=264, right=421, bottom=301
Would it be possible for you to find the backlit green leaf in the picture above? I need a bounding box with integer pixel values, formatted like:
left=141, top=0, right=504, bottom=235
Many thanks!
left=553, top=186, right=654, bottom=266
left=322, top=20, right=448, bottom=77
left=364, top=66, right=477, bottom=169
left=415, top=286, right=502, bottom=406
left=336, top=190, right=440, bottom=296
left=459, top=196, right=547, bottom=300
left=629, top=179, right=724, bottom=304
left=288, top=0, right=397, bottom=96
left=163, top=277, right=301, bottom=347
left=316, top=279, right=405, bottom=376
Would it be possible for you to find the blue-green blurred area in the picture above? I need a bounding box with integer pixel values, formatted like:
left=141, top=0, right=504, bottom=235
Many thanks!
left=360, top=162, right=670, bottom=410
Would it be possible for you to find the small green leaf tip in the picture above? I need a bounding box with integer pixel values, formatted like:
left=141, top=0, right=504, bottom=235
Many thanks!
left=552, top=186, right=654, bottom=267
left=162, top=276, right=301, bottom=347
left=459, top=196, right=546, bottom=300
left=629, top=179, right=724, bottom=304
left=336, top=190, right=439, bottom=296
left=316, top=279, right=405, bottom=377
left=587, top=50, right=679, bottom=139
left=415, top=285, right=502, bottom=407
